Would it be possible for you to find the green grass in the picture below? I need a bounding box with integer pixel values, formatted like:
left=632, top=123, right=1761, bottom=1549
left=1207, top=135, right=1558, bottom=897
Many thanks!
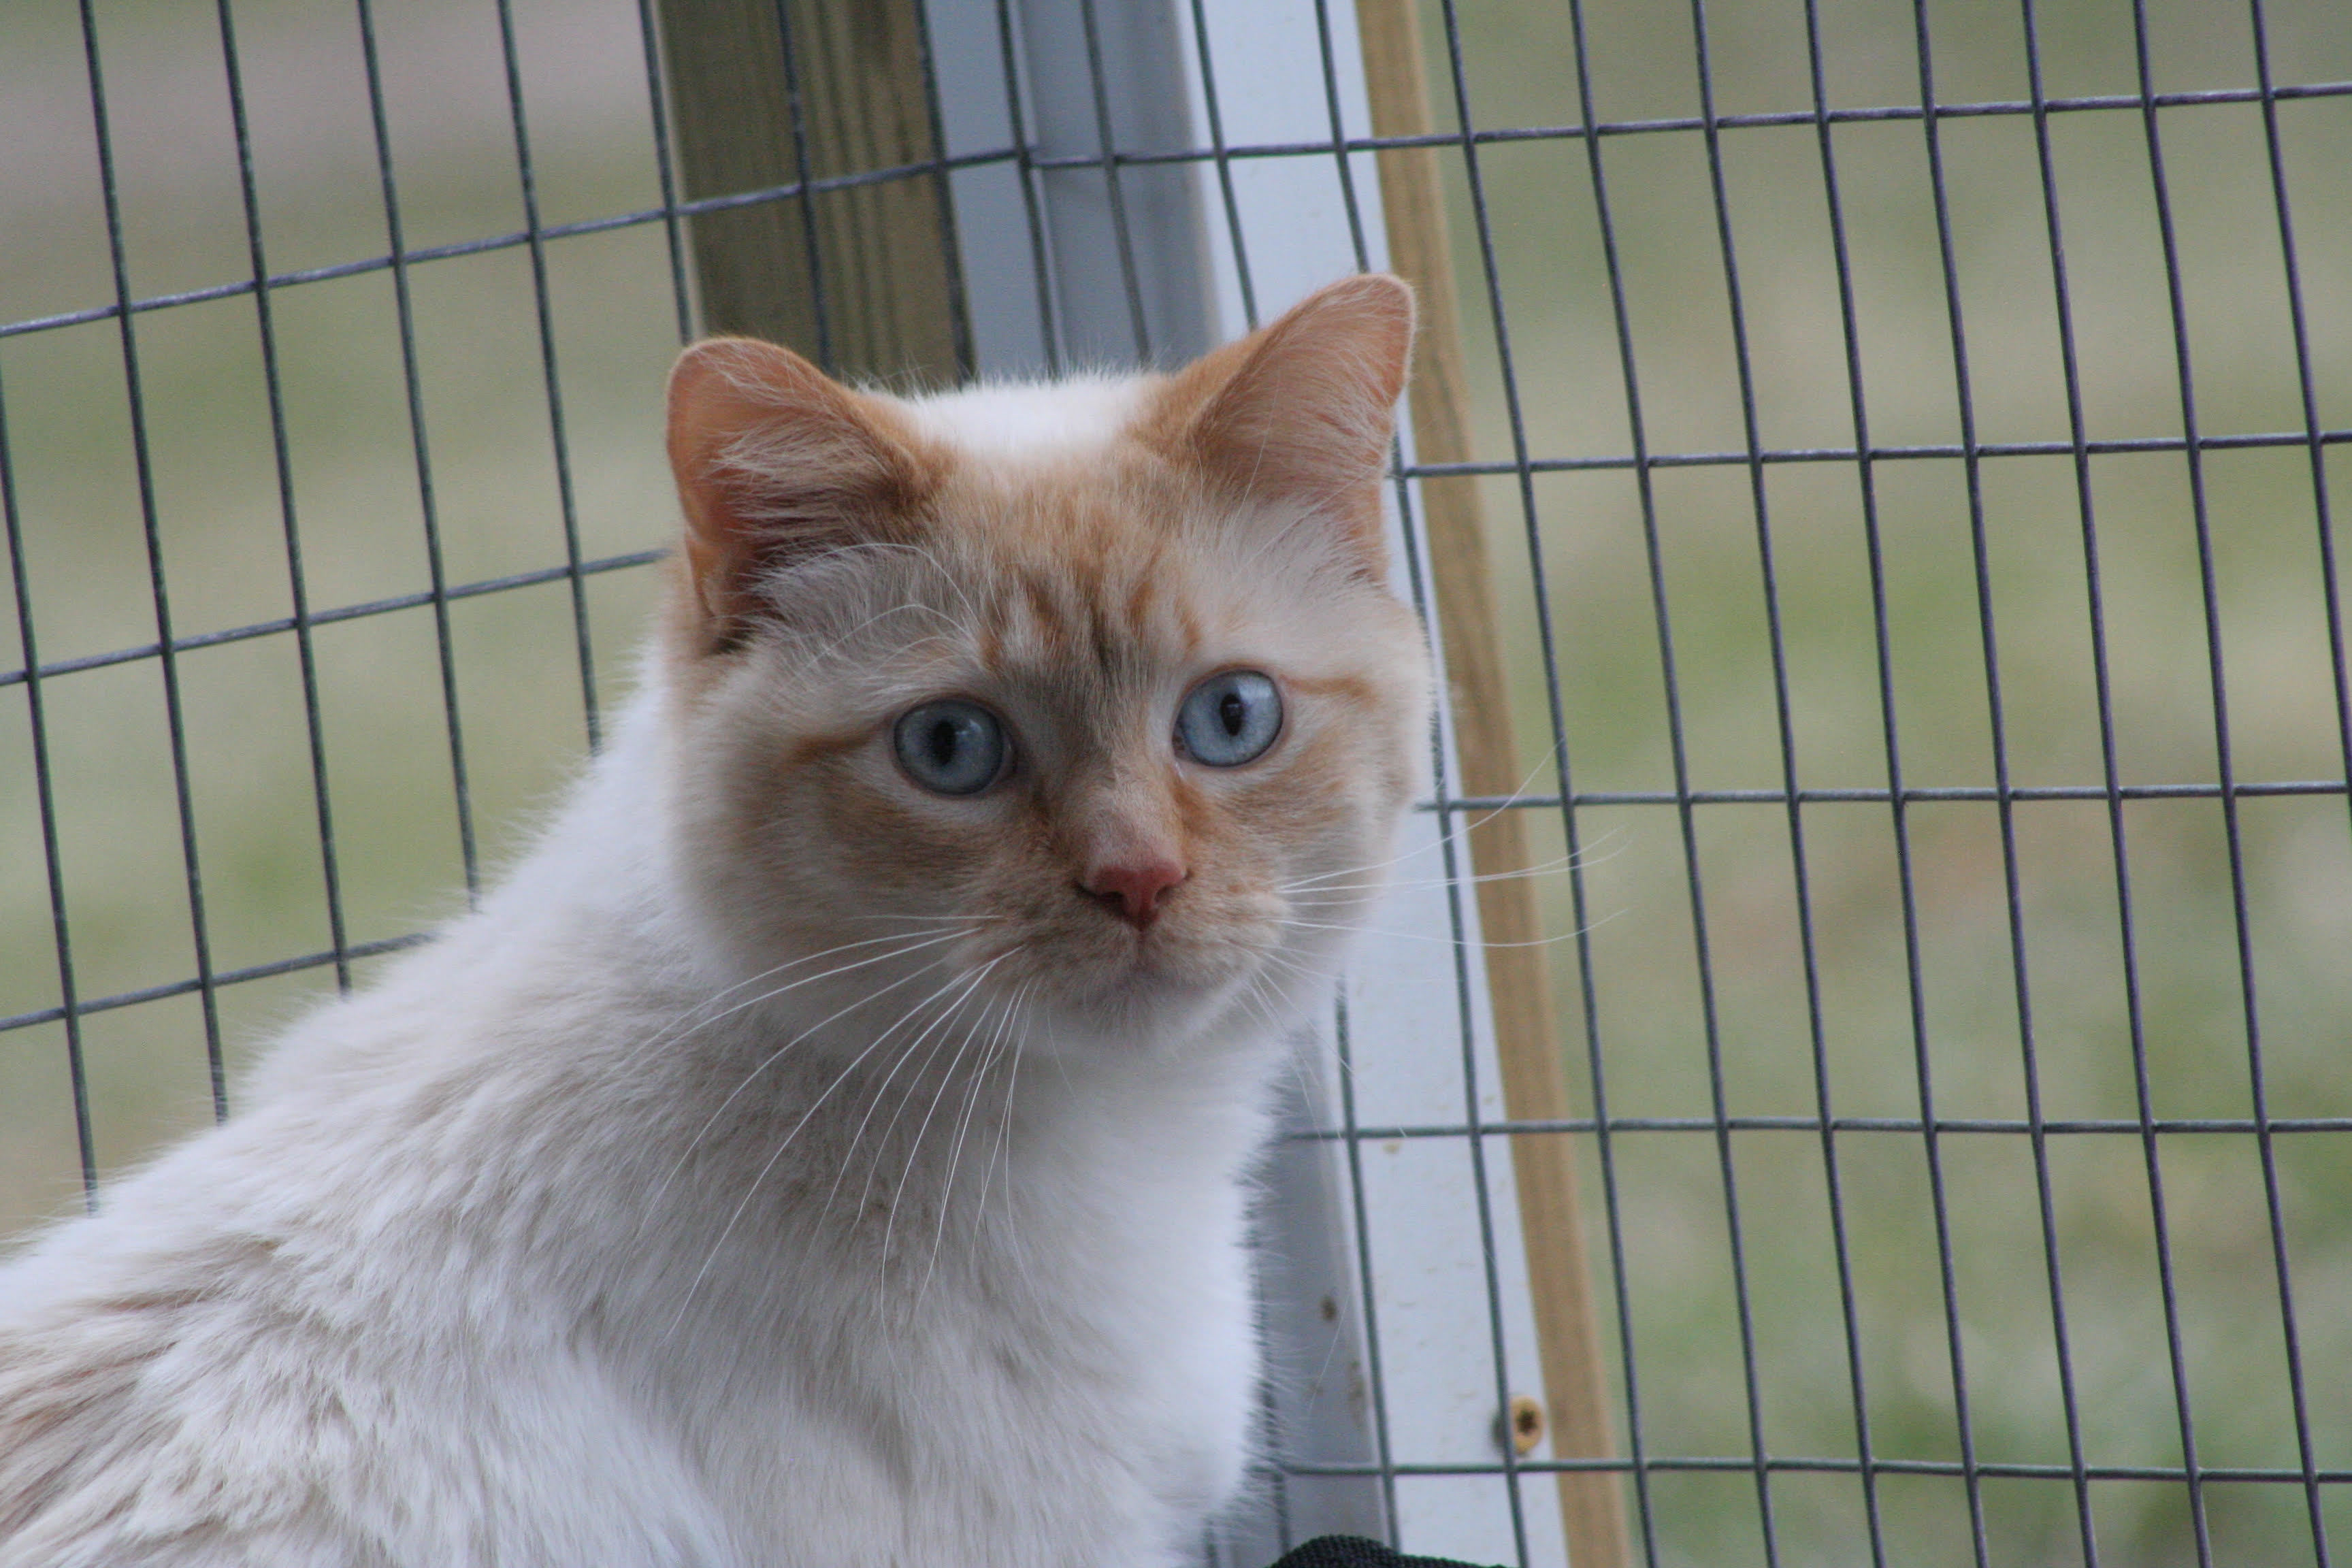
left=3, top=1, right=2351, bottom=1563
left=0, top=0, right=679, bottom=1217
left=1435, top=1, right=2352, bottom=1563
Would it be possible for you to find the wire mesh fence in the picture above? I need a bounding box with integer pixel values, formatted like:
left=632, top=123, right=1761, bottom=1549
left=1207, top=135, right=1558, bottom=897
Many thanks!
left=3, top=1, right=2350, bottom=1565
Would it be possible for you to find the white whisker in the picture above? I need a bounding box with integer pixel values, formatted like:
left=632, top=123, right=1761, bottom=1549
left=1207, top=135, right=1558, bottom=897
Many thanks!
left=1280, top=839, right=1627, bottom=902
left=967, top=978, right=1035, bottom=1249
left=649, top=943, right=970, bottom=1218
left=849, top=912, right=1008, bottom=925
left=878, top=956, right=1010, bottom=1279
left=915, top=964, right=1028, bottom=1303
left=608, top=927, right=978, bottom=1085
left=1277, top=813, right=1622, bottom=896
left=1274, top=909, right=1626, bottom=950
left=662, top=957, right=996, bottom=1341
left=984, top=996, right=1035, bottom=1291
left=841, top=957, right=1009, bottom=1230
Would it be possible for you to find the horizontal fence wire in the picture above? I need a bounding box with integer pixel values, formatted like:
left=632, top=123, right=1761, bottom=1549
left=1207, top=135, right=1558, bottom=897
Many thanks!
left=0, top=552, right=662, bottom=695
left=1279, top=1457, right=2352, bottom=1485
left=7, top=81, right=2351, bottom=344
left=7, top=4, right=2351, bottom=1567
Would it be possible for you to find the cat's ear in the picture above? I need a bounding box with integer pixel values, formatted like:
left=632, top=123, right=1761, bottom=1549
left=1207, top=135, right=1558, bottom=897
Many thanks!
left=666, top=338, right=936, bottom=651
left=1145, top=273, right=1414, bottom=557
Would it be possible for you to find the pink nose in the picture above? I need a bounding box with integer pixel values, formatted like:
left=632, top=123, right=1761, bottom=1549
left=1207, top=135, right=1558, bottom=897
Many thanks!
left=1082, top=858, right=1188, bottom=928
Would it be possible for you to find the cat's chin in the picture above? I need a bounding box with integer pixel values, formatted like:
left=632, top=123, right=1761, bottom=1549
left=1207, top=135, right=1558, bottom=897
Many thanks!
left=1014, top=975, right=1284, bottom=1062
left=1007, top=939, right=1329, bottom=1062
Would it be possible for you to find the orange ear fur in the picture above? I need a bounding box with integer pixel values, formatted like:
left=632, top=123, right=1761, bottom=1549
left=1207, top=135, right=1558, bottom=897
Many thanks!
left=1146, top=274, right=1415, bottom=555
left=666, top=338, right=937, bottom=651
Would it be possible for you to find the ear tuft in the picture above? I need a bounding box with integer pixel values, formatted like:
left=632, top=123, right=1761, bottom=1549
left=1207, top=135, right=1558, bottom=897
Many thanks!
left=1145, top=274, right=1415, bottom=541
left=666, top=338, right=934, bottom=652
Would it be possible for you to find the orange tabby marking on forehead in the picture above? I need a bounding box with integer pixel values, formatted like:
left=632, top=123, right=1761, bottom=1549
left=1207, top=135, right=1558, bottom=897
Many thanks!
left=974, top=542, right=1178, bottom=687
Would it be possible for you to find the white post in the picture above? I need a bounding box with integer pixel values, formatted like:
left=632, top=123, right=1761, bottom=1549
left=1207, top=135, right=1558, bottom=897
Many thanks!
left=924, top=5, right=1571, bottom=1559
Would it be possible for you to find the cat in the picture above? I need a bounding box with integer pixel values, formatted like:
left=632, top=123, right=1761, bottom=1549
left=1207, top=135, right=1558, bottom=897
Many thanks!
left=0, top=272, right=1431, bottom=1568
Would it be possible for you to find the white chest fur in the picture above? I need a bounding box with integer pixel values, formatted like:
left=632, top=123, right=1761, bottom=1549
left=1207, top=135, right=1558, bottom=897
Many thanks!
left=0, top=913, right=1281, bottom=1568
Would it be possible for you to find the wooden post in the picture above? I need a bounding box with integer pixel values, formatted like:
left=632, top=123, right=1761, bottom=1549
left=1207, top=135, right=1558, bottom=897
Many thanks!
left=1356, top=4, right=1631, bottom=1564
left=657, top=0, right=968, bottom=382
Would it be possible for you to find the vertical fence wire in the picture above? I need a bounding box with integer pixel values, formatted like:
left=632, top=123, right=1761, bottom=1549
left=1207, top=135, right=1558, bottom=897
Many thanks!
left=1902, top=7, right=2002, bottom=1560
left=213, top=0, right=353, bottom=1004
left=2014, top=5, right=2143, bottom=1559
left=352, top=0, right=483, bottom=902
left=1792, top=6, right=1895, bottom=1560
left=909, top=3, right=977, bottom=382
left=493, top=0, right=602, bottom=751
left=0, top=370, right=97, bottom=1207
left=2248, top=3, right=2340, bottom=1558
left=75, top=0, right=229, bottom=1118
left=630, top=0, right=696, bottom=348
left=768, top=1, right=834, bottom=372
left=2247, top=2, right=2352, bottom=832
left=1959, top=172, right=2082, bottom=1568
left=1332, top=985, right=1404, bottom=1537
left=1684, top=4, right=1799, bottom=1557
left=990, top=0, right=1065, bottom=374
left=2128, top=7, right=2316, bottom=1564
left=1554, top=0, right=1664, bottom=1556
left=1307, top=0, right=1372, bottom=270
left=1183, top=0, right=1258, bottom=332
left=2123, top=12, right=2228, bottom=1558
left=1072, top=0, right=1154, bottom=361
left=1961, top=22, right=2112, bottom=1561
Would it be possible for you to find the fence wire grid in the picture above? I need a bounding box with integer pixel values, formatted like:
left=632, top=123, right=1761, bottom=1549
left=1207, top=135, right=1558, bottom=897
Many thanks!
left=4, top=1, right=2352, bottom=1565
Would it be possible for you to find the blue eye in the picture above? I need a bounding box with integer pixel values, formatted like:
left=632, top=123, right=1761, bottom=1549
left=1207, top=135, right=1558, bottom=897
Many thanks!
left=1176, top=671, right=1281, bottom=767
left=894, top=701, right=1009, bottom=796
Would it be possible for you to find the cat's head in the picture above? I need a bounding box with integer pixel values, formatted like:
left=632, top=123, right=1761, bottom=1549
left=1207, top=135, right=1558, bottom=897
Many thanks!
left=658, top=275, right=1431, bottom=1057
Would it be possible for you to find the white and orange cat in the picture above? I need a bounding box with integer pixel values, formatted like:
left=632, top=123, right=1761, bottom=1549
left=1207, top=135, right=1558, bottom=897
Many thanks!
left=0, top=275, right=1430, bottom=1567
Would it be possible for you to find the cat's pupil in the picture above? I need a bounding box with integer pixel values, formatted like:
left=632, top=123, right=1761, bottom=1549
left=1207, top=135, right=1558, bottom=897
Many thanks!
left=927, top=720, right=960, bottom=766
left=1219, top=691, right=1245, bottom=736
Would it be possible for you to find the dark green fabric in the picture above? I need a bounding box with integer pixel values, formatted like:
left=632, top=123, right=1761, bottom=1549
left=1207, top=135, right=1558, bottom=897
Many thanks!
left=1269, top=1535, right=1504, bottom=1568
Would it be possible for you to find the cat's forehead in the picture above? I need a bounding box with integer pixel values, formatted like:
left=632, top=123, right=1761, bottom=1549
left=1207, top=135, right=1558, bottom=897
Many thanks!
left=823, top=475, right=1316, bottom=720
left=892, top=391, right=1251, bottom=669
left=897, top=374, right=1156, bottom=463
left=818, top=370, right=1384, bottom=699
left=916, top=479, right=1222, bottom=683
left=968, top=541, right=1209, bottom=680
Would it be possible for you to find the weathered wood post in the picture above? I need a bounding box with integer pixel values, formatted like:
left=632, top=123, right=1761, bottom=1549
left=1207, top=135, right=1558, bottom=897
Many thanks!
left=1358, top=3, right=1630, bottom=1563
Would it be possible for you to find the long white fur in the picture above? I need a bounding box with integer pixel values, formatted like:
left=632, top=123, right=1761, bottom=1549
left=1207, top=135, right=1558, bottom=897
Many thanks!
left=0, top=303, right=1421, bottom=1568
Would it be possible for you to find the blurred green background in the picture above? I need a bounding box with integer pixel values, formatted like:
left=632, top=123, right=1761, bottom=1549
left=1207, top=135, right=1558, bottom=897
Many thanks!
left=3, top=1, right=2349, bottom=1565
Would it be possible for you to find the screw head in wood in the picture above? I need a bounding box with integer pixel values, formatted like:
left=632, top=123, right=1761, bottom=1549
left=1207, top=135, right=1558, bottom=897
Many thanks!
left=1503, top=1393, right=1545, bottom=1456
